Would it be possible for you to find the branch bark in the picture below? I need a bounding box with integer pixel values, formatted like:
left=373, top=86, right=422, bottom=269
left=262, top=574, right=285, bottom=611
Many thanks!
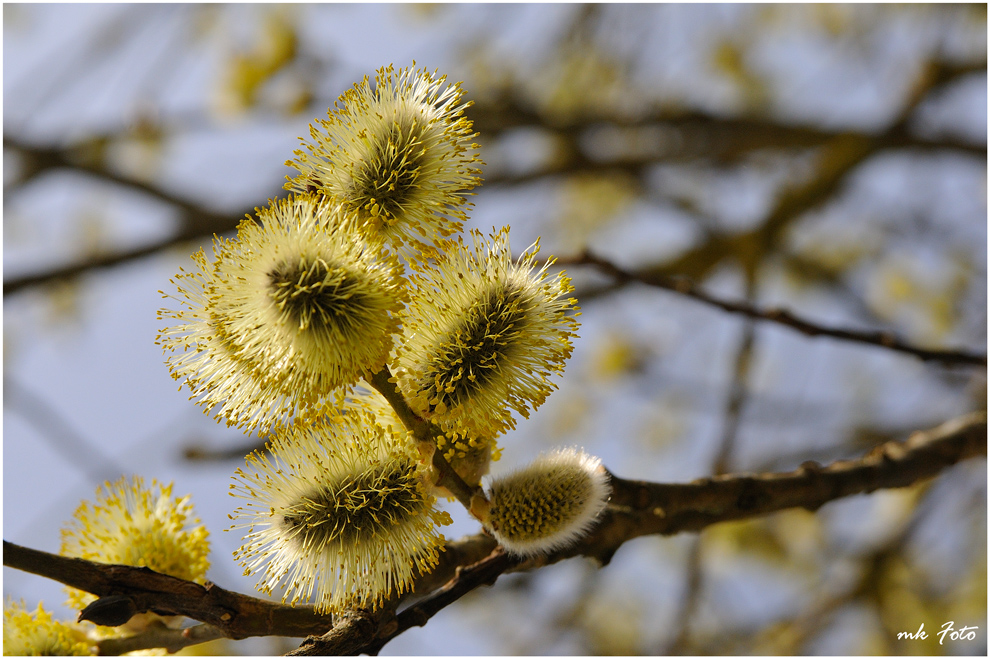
left=97, top=623, right=225, bottom=655
left=533, top=410, right=987, bottom=568
left=4, top=411, right=983, bottom=654
left=1, top=544, right=334, bottom=640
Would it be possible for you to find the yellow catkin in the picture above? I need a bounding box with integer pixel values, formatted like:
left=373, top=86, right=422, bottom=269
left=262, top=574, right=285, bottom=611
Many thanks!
left=158, top=194, right=406, bottom=434
left=286, top=62, right=483, bottom=253
left=395, top=227, right=580, bottom=439
left=60, top=477, right=210, bottom=613
left=3, top=601, right=95, bottom=656
left=230, top=409, right=451, bottom=612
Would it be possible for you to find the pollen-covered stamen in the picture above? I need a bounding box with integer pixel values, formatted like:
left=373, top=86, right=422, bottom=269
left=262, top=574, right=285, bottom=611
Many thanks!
left=285, top=63, right=482, bottom=251
left=229, top=412, right=451, bottom=613
left=60, top=477, right=211, bottom=614
left=279, top=459, right=422, bottom=548
left=349, top=120, right=428, bottom=223
left=423, top=284, right=529, bottom=410
left=268, top=258, right=370, bottom=332
left=3, top=602, right=95, bottom=657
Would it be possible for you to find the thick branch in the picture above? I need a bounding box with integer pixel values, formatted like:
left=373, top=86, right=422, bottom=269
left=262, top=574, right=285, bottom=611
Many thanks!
left=559, top=251, right=987, bottom=367
left=4, top=411, right=983, bottom=654
left=1, top=544, right=334, bottom=640
left=528, top=410, right=987, bottom=568
left=285, top=610, right=384, bottom=657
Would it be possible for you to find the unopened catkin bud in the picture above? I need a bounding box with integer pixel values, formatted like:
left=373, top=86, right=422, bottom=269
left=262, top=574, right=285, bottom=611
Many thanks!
left=483, top=448, right=610, bottom=557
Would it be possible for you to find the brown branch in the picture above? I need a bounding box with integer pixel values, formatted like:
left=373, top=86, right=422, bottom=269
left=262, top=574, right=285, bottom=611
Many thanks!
left=4, top=411, right=984, bottom=654
left=5, top=58, right=982, bottom=299
left=4, top=136, right=222, bottom=220
left=666, top=282, right=758, bottom=653
left=559, top=251, right=987, bottom=367
left=183, top=440, right=266, bottom=462
left=528, top=410, right=987, bottom=568
left=1, top=542, right=335, bottom=640
left=97, top=623, right=225, bottom=655
left=290, top=547, right=518, bottom=656
left=284, top=610, right=385, bottom=657
left=470, top=58, right=986, bottom=159
left=359, top=547, right=518, bottom=655
left=470, top=98, right=986, bottom=162
left=541, top=58, right=986, bottom=294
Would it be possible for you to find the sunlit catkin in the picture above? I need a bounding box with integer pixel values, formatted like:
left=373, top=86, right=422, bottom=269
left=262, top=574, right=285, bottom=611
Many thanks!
left=3, top=601, right=95, bottom=656
left=395, top=227, right=579, bottom=438
left=60, top=477, right=210, bottom=614
left=158, top=194, right=406, bottom=433
left=286, top=63, right=482, bottom=252
left=484, top=448, right=610, bottom=557
left=230, top=410, right=451, bottom=613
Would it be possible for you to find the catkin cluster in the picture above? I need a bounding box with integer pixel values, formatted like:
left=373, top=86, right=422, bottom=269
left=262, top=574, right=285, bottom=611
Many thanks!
left=156, top=63, right=611, bottom=615
left=7, top=62, right=613, bottom=657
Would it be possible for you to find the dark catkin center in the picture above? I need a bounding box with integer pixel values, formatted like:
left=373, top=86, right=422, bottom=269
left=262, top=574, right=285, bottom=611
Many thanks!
left=280, top=460, right=422, bottom=547
left=350, top=119, right=428, bottom=220
left=424, top=285, right=528, bottom=410
left=492, top=468, right=593, bottom=541
left=268, top=258, right=369, bottom=332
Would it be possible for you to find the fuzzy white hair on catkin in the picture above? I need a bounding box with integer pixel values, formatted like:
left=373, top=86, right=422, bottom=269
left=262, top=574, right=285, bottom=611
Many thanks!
left=483, top=447, right=610, bottom=557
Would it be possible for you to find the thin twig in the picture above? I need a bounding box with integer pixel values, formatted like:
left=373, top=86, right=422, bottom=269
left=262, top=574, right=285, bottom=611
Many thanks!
left=97, top=622, right=225, bottom=655
left=2, top=135, right=280, bottom=297
left=4, top=60, right=982, bottom=299
left=183, top=440, right=266, bottom=462
left=367, top=368, right=486, bottom=514
left=667, top=287, right=758, bottom=654
left=559, top=251, right=987, bottom=367
left=361, top=547, right=518, bottom=655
